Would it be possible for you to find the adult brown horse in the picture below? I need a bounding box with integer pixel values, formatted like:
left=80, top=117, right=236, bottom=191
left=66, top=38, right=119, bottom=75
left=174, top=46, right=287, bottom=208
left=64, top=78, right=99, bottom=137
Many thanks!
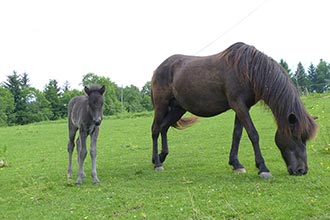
left=151, top=42, right=317, bottom=178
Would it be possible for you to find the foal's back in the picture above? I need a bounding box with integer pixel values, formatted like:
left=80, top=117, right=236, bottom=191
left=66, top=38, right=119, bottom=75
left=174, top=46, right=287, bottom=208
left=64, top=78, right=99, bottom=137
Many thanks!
left=68, top=96, right=88, bottom=129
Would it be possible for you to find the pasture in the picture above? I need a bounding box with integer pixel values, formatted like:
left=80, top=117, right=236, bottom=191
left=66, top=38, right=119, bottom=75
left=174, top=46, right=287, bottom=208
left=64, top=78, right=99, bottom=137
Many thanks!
left=0, top=95, right=329, bottom=219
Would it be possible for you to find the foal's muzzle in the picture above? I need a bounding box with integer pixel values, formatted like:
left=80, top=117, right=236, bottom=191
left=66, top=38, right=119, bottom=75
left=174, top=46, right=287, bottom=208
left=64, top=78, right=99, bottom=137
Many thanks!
left=94, top=117, right=102, bottom=126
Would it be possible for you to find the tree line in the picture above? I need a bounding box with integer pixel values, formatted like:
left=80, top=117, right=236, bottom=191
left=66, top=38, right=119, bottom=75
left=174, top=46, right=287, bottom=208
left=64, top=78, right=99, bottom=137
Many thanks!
left=0, top=72, right=152, bottom=126
left=279, top=59, right=330, bottom=94
left=1, top=58, right=330, bottom=126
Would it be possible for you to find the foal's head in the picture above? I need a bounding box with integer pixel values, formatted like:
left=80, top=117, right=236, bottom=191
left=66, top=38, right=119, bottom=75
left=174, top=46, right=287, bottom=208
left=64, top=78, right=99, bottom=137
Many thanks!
left=84, top=85, right=106, bottom=126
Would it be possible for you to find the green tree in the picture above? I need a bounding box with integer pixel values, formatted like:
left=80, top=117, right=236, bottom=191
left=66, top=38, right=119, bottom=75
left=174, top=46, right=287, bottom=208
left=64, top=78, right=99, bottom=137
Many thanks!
left=293, top=62, right=310, bottom=94
left=24, top=87, right=52, bottom=123
left=141, top=81, right=152, bottom=111
left=3, top=71, right=29, bottom=124
left=3, top=72, right=52, bottom=125
left=0, top=86, right=14, bottom=126
left=44, top=79, right=62, bottom=120
left=21, top=72, right=30, bottom=87
left=308, top=63, right=318, bottom=93
left=315, top=59, right=330, bottom=92
left=123, top=85, right=144, bottom=112
left=82, top=73, right=123, bottom=115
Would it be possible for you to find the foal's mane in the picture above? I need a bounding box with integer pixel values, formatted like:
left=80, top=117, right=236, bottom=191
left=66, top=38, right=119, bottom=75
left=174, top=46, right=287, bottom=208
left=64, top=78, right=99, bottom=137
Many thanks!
left=220, top=42, right=317, bottom=140
left=84, top=84, right=104, bottom=96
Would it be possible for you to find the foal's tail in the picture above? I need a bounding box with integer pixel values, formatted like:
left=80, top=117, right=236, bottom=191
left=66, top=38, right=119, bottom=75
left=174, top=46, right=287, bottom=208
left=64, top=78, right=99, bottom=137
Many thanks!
left=172, top=116, right=199, bottom=130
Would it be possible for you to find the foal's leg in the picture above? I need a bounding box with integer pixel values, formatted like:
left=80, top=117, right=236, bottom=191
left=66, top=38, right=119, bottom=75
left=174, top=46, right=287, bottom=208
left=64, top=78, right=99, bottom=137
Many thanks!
left=76, top=136, right=86, bottom=178
left=90, top=126, right=100, bottom=184
left=231, top=101, right=271, bottom=178
left=67, top=126, right=77, bottom=179
left=228, top=114, right=246, bottom=173
left=76, top=130, right=88, bottom=184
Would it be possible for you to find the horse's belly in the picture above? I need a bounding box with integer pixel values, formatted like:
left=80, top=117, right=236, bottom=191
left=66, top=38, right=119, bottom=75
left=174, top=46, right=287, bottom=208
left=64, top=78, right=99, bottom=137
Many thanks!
left=172, top=68, right=231, bottom=117
left=175, top=91, right=230, bottom=117
left=188, top=100, right=230, bottom=117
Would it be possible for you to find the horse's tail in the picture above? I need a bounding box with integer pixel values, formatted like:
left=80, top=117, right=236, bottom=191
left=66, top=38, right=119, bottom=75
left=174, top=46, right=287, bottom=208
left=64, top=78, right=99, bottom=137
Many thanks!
left=172, top=116, right=199, bottom=130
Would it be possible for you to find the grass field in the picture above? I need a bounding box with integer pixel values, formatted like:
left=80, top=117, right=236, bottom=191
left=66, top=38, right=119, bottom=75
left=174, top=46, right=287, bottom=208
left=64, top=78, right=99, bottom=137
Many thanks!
left=0, top=95, right=329, bottom=219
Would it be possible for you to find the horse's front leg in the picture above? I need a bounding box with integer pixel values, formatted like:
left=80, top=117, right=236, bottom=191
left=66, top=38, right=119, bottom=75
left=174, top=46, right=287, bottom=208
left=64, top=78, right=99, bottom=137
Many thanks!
left=76, top=131, right=88, bottom=185
left=229, top=114, right=246, bottom=173
left=90, top=127, right=100, bottom=184
left=232, top=102, right=272, bottom=178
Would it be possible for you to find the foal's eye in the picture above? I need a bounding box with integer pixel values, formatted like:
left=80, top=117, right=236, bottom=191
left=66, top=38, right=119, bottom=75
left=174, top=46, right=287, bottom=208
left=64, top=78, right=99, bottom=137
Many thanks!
left=95, top=100, right=103, bottom=107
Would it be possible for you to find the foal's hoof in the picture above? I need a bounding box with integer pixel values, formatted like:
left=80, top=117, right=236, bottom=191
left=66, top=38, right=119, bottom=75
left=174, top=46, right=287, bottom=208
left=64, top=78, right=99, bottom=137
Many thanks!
left=233, top=168, right=246, bottom=174
left=93, top=180, right=100, bottom=184
left=92, top=176, right=100, bottom=184
left=259, top=172, right=273, bottom=178
left=154, top=166, right=164, bottom=171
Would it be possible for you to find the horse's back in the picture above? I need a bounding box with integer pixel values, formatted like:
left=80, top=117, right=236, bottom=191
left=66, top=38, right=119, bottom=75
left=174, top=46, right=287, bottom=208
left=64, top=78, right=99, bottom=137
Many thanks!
left=152, top=54, right=235, bottom=116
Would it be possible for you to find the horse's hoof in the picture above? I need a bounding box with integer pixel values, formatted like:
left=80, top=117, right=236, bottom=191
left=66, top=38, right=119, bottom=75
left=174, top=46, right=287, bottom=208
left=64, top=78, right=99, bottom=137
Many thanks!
left=233, top=168, right=246, bottom=174
left=259, top=172, right=273, bottom=178
left=154, top=166, right=164, bottom=171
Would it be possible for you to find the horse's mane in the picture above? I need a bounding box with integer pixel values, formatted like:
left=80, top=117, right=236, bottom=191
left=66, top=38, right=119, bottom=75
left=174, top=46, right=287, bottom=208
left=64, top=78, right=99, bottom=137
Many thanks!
left=219, top=42, right=317, bottom=140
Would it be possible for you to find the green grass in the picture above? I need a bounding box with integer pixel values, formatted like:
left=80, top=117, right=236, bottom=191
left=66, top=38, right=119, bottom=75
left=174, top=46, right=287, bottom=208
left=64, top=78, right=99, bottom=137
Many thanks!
left=0, top=95, right=330, bottom=219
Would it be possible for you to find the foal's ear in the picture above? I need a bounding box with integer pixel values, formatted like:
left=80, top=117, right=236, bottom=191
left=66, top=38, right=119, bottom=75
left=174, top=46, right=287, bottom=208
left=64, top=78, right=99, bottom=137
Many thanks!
left=99, top=85, right=106, bottom=95
left=84, top=86, right=90, bottom=95
left=288, top=113, right=298, bottom=125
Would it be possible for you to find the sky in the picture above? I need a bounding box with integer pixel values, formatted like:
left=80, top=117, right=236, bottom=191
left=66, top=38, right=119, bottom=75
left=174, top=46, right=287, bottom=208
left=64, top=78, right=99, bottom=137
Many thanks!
left=0, top=0, right=329, bottom=90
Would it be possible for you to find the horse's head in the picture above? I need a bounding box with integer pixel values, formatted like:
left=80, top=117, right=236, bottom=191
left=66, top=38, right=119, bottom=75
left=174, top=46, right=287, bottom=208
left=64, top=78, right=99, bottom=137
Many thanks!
left=275, top=113, right=316, bottom=176
left=275, top=130, right=307, bottom=175
left=84, top=85, right=106, bottom=126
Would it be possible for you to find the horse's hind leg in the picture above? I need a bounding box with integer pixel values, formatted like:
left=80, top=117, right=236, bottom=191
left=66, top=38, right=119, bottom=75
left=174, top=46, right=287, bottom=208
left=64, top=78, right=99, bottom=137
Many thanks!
left=152, top=110, right=165, bottom=170
left=90, top=127, right=100, bottom=184
left=229, top=114, right=246, bottom=173
left=67, top=126, right=77, bottom=179
left=152, top=104, right=186, bottom=170
left=159, top=107, right=186, bottom=163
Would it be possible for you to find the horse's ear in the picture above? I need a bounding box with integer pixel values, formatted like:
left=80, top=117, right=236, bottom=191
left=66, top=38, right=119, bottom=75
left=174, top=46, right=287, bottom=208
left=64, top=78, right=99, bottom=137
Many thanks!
left=99, top=85, right=106, bottom=95
left=84, top=86, right=90, bottom=95
left=288, top=113, right=298, bottom=125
